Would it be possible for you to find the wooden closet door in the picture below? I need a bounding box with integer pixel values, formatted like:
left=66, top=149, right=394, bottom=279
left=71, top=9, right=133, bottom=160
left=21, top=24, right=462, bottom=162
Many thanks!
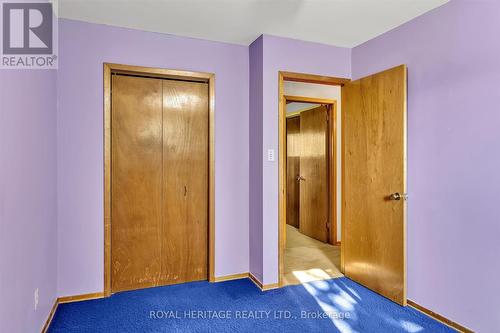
left=299, top=105, right=329, bottom=243
left=161, top=80, right=208, bottom=284
left=111, top=75, right=163, bottom=292
left=286, top=117, right=300, bottom=228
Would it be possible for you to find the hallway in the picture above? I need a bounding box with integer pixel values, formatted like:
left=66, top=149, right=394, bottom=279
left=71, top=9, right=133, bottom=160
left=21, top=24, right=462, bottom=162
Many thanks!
left=284, top=225, right=343, bottom=286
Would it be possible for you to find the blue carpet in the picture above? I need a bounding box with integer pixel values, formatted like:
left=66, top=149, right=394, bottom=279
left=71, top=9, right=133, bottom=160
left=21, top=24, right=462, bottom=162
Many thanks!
left=49, top=277, right=454, bottom=332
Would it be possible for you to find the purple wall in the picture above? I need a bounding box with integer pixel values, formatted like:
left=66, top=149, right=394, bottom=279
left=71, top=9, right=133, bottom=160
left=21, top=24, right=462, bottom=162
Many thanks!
left=57, top=19, right=249, bottom=296
left=352, top=1, right=500, bottom=331
left=2, top=5, right=495, bottom=331
left=0, top=70, right=58, bottom=332
left=249, top=36, right=264, bottom=281
left=259, top=35, right=351, bottom=284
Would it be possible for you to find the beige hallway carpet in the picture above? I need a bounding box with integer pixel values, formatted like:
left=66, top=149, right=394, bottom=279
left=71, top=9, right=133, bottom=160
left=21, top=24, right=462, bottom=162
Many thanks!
left=283, top=225, right=343, bottom=286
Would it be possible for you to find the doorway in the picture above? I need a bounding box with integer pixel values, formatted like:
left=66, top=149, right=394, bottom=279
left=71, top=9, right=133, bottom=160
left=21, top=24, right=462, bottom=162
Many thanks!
left=103, top=64, right=215, bottom=296
left=283, top=96, right=341, bottom=285
left=278, top=66, right=407, bottom=305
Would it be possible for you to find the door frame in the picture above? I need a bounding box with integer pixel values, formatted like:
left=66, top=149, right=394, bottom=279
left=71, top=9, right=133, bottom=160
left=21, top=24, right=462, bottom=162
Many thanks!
left=103, top=63, right=216, bottom=296
left=278, top=71, right=350, bottom=287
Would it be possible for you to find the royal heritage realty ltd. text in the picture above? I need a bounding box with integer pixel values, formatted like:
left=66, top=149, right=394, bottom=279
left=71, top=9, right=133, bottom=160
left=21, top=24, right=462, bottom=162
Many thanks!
left=149, top=310, right=351, bottom=320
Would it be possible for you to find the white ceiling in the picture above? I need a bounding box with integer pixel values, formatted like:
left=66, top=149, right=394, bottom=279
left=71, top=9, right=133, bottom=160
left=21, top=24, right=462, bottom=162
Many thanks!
left=58, top=0, right=449, bottom=48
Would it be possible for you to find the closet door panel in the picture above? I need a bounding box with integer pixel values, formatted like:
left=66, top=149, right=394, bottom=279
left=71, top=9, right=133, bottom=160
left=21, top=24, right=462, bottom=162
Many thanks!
left=111, top=75, right=163, bottom=292
left=161, top=80, right=209, bottom=284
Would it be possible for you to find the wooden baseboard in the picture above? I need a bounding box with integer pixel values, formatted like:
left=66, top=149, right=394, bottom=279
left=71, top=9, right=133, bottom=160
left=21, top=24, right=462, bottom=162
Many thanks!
left=407, top=300, right=473, bottom=333
left=214, top=272, right=279, bottom=291
left=248, top=272, right=280, bottom=291
left=261, top=283, right=280, bottom=291
left=41, top=298, right=59, bottom=333
left=58, top=292, right=105, bottom=304
left=213, top=272, right=249, bottom=282
left=41, top=292, right=106, bottom=332
left=248, top=272, right=263, bottom=289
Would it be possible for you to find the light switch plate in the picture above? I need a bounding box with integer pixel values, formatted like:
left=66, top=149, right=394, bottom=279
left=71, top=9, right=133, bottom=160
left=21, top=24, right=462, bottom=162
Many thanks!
left=267, top=149, right=275, bottom=161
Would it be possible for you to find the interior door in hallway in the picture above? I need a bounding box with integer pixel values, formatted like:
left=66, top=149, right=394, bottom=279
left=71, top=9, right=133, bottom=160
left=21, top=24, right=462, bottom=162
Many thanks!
left=286, top=116, right=300, bottom=229
left=299, top=105, right=329, bottom=243
left=342, top=65, right=407, bottom=305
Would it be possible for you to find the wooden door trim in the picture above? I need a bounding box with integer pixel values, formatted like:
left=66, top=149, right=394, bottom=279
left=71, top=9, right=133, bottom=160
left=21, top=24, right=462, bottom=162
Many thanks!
left=284, top=95, right=337, bottom=104
left=328, top=103, right=339, bottom=246
left=281, top=71, right=350, bottom=86
left=278, top=72, right=349, bottom=287
left=340, top=86, right=346, bottom=273
left=402, top=65, right=408, bottom=303
left=103, top=63, right=215, bottom=297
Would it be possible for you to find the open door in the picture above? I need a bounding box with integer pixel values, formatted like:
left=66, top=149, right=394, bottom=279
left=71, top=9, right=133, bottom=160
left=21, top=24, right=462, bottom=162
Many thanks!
left=342, top=65, right=407, bottom=305
left=286, top=116, right=301, bottom=229
left=299, top=105, right=329, bottom=243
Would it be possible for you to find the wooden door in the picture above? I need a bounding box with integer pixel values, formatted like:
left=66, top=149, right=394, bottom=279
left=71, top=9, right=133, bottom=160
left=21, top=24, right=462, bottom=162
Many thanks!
left=111, top=75, right=163, bottom=292
left=161, top=80, right=208, bottom=285
left=299, top=105, right=329, bottom=243
left=342, top=65, right=407, bottom=305
left=111, top=75, right=209, bottom=292
left=286, top=116, right=300, bottom=228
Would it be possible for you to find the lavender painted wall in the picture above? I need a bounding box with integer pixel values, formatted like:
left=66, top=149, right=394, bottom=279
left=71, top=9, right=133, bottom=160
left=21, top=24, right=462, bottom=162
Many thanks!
left=0, top=70, right=58, bottom=332
left=249, top=36, right=264, bottom=281
left=57, top=19, right=249, bottom=296
left=260, top=35, right=350, bottom=283
left=2, top=4, right=494, bottom=331
left=352, top=1, right=500, bottom=331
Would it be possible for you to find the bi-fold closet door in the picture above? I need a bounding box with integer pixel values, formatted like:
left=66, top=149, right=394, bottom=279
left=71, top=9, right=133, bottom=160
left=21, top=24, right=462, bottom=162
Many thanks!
left=111, top=74, right=208, bottom=293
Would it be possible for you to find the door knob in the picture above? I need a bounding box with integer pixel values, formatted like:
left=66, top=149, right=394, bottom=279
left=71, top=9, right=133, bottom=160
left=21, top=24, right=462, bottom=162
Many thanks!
left=297, top=175, right=305, bottom=181
left=389, top=192, right=407, bottom=201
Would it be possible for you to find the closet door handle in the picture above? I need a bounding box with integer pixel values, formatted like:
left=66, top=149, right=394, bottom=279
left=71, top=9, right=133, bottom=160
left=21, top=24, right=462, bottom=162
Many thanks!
left=296, top=176, right=305, bottom=181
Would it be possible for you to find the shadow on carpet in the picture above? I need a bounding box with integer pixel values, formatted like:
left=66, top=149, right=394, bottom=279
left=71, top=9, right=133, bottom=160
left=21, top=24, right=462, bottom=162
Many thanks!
left=49, top=277, right=455, bottom=332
